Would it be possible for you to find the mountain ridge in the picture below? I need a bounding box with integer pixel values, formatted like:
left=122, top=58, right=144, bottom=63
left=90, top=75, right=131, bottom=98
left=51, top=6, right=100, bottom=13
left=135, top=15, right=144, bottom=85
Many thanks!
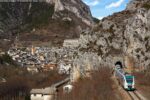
left=0, top=0, right=93, bottom=47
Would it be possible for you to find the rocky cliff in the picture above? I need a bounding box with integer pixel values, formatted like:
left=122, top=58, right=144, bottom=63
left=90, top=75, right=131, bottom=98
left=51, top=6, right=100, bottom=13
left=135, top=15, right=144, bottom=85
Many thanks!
left=79, top=0, right=150, bottom=68
left=0, top=0, right=93, bottom=45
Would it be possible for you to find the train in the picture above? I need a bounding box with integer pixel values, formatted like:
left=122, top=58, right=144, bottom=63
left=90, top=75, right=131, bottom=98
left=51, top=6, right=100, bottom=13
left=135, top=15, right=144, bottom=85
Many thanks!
left=114, top=61, right=135, bottom=91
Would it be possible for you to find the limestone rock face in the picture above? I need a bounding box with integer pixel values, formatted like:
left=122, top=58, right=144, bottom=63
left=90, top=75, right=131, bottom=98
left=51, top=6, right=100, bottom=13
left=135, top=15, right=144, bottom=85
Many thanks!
left=47, top=0, right=93, bottom=26
left=79, top=0, right=150, bottom=68
left=0, top=0, right=93, bottom=41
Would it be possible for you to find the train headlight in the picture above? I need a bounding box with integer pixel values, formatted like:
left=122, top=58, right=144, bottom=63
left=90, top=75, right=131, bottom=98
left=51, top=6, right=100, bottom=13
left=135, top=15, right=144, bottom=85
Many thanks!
left=124, top=83, right=128, bottom=89
left=132, top=85, right=134, bottom=88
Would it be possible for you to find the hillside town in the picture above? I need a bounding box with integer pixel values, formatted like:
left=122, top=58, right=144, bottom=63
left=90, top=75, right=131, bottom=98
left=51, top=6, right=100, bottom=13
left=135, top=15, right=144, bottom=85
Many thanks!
left=7, top=43, right=78, bottom=74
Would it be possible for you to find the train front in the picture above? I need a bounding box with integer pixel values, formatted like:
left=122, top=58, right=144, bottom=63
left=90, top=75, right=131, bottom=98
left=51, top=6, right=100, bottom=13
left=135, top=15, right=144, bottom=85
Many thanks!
left=124, top=75, right=135, bottom=91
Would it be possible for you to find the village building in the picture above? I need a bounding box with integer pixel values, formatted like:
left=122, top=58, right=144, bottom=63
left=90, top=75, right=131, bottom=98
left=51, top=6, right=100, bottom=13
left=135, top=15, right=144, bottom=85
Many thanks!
left=0, top=78, right=6, bottom=83
left=27, top=65, right=39, bottom=73
left=0, top=50, right=5, bottom=56
left=58, top=63, right=71, bottom=74
left=31, top=45, right=36, bottom=55
left=42, top=63, right=57, bottom=71
left=30, top=87, right=56, bottom=100
left=63, top=84, right=73, bottom=93
left=63, top=39, right=79, bottom=48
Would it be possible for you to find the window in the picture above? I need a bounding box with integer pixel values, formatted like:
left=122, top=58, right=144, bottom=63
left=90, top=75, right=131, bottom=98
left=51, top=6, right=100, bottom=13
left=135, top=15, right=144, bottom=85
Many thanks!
left=126, top=78, right=133, bottom=83
left=125, top=75, right=133, bottom=84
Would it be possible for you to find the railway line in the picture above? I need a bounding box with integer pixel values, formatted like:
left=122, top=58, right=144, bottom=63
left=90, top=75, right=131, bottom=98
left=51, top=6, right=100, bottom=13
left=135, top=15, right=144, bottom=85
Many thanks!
left=128, top=91, right=141, bottom=100
left=127, top=90, right=147, bottom=100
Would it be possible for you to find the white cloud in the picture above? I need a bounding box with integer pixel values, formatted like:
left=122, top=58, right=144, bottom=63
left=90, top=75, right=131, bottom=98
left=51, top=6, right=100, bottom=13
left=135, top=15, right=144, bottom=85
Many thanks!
left=105, top=0, right=124, bottom=9
left=84, top=0, right=100, bottom=6
left=89, top=0, right=99, bottom=6
left=98, top=16, right=104, bottom=20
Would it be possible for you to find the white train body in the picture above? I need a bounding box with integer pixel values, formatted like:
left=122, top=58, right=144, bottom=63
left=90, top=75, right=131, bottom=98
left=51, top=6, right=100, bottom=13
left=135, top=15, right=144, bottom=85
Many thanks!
left=114, top=67, right=135, bottom=90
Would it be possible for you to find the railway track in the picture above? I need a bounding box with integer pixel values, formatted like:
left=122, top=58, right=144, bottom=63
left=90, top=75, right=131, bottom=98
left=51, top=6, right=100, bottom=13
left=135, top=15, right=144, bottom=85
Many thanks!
left=112, top=75, right=147, bottom=100
left=127, top=90, right=147, bottom=100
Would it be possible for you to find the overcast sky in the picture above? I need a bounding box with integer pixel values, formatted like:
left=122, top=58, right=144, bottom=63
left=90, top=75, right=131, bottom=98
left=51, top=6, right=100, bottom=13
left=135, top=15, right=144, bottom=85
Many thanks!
left=83, top=0, right=130, bottom=19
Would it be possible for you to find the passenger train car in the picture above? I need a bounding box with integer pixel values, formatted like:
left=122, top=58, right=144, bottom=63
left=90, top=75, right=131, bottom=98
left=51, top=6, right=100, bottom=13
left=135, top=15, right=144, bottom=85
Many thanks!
left=114, top=62, right=135, bottom=91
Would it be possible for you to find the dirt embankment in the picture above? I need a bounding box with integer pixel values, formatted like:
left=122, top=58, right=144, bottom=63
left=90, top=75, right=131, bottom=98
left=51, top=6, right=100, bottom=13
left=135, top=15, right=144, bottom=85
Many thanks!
left=134, top=70, right=150, bottom=99
left=58, top=68, right=124, bottom=100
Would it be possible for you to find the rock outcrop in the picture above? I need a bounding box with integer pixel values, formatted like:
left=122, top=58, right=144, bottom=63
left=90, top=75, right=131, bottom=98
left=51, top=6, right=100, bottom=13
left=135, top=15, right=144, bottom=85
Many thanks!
left=79, top=0, right=150, bottom=68
left=47, top=0, right=93, bottom=26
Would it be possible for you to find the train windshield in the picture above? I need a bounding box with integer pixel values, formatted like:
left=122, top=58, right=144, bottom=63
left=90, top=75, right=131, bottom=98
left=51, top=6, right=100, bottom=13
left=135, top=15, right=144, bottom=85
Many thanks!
left=125, top=76, right=133, bottom=83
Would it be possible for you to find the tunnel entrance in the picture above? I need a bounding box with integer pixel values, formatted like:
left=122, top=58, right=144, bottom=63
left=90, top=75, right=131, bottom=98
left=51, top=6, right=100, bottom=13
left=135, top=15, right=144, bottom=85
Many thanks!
left=115, top=61, right=123, bottom=69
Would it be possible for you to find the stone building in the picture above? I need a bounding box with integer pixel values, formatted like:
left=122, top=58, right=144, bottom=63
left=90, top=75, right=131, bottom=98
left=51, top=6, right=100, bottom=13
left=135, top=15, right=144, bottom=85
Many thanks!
left=63, top=39, right=79, bottom=48
left=30, top=87, right=56, bottom=100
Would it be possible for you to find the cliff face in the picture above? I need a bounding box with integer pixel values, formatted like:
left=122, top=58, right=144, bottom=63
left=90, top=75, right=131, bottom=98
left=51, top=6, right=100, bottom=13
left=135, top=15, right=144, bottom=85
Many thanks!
left=0, top=0, right=93, bottom=43
left=48, top=0, right=93, bottom=26
left=79, top=0, right=150, bottom=68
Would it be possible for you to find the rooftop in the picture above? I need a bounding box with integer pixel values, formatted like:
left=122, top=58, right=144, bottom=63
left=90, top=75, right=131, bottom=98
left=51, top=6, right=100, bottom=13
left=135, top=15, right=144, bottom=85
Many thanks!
left=30, top=87, right=56, bottom=95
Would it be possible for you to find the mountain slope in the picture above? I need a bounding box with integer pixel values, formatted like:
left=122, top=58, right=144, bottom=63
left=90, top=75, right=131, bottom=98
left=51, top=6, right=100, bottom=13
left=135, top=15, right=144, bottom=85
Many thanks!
left=0, top=0, right=93, bottom=45
left=79, top=0, right=150, bottom=68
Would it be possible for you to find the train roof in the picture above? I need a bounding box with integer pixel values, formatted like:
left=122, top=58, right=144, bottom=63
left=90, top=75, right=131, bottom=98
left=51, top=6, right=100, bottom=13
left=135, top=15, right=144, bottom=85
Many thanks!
left=125, top=75, right=134, bottom=79
left=115, top=68, right=134, bottom=78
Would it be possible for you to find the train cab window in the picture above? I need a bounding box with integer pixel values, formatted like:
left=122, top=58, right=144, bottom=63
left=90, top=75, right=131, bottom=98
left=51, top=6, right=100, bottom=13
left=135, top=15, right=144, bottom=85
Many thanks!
left=126, top=76, right=133, bottom=83
left=126, top=78, right=133, bottom=83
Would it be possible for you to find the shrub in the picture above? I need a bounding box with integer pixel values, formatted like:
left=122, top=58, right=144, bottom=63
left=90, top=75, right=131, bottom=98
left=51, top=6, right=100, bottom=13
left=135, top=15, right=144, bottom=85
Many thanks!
left=24, top=2, right=55, bottom=32
left=93, top=17, right=100, bottom=23
left=134, top=68, right=150, bottom=86
left=0, top=54, right=15, bottom=65
left=59, top=68, right=120, bottom=100
left=143, top=4, right=150, bottom=10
